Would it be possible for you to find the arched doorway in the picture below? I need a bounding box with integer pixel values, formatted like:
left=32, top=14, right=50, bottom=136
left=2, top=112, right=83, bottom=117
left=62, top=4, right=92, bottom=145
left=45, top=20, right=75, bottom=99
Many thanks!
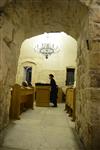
left=16, top=32, right=77, bottom=87
left=0, top=0, right=100, bottom=149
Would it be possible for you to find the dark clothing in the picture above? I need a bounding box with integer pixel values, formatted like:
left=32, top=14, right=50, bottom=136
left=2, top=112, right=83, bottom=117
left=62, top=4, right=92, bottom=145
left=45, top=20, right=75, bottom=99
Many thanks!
left=50, top=78, right=58, bottom=106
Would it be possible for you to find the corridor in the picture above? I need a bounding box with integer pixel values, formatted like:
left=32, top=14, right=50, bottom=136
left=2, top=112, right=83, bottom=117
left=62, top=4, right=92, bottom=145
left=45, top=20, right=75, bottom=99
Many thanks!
left=1, top=104, right=84, bottom=150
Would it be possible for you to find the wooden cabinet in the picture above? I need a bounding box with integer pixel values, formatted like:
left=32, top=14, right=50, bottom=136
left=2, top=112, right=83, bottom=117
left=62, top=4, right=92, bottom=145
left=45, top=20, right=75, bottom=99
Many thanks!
left=35, top=86, right=50, bottom=107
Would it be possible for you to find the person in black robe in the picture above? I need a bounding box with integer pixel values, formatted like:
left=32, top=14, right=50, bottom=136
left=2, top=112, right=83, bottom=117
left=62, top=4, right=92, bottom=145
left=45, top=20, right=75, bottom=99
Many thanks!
left=49, top=74, right=58, bottom=107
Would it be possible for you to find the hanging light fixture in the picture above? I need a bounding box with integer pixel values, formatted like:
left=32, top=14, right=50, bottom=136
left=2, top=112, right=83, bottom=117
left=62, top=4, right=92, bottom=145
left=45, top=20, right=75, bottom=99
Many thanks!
left=34, top=33, right=60, bottom=59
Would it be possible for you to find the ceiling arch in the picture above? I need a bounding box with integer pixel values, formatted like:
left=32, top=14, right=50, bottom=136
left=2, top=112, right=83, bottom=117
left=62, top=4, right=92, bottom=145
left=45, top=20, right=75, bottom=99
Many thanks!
left=2, top=0, right=88, bottom=40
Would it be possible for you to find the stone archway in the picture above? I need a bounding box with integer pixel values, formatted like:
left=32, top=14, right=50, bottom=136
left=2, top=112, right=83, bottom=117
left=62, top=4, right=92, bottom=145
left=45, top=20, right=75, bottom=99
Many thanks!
left=0, top=0, right=100, bottom=149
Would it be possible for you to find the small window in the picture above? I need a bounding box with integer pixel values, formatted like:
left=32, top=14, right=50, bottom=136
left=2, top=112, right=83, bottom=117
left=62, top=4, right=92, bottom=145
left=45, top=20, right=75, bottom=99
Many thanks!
left=66, top=68, right=75, bottom=85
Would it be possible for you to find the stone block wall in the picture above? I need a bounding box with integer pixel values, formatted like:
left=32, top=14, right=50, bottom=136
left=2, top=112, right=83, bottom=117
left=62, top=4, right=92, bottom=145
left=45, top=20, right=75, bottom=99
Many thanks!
left=0, top=9, right=25, bottom=144
left=88, top=3, right=100, bottom=149
left=76, top=2, right=100, bottom=150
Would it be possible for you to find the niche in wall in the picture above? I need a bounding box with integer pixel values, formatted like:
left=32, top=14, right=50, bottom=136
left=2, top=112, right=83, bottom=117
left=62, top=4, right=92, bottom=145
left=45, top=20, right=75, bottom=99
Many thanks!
left=24, top=66, right=32, bottom=83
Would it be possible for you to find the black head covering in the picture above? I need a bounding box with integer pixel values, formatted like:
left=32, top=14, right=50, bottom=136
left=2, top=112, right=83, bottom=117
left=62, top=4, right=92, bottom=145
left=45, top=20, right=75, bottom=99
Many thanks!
left=49, top=74, right=54, bottom=77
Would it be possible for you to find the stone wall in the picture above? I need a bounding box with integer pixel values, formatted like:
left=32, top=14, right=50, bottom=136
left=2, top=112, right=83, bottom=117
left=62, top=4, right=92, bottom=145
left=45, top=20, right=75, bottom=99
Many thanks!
left=76, top=2, right=100, bottom=150
left=0, top=6, right=25, bottom=144
left=88, top=3, right=100, bottom=149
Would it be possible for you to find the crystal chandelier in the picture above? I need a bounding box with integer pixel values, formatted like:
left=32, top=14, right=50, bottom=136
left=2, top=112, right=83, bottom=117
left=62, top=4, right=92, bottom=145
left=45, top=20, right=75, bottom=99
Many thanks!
left=34, top=33, right=60, bottom=59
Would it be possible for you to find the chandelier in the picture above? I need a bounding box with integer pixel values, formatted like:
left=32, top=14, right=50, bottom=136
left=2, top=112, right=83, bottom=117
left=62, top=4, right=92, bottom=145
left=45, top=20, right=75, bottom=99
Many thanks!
left=34, top=33, right=60, bottom=59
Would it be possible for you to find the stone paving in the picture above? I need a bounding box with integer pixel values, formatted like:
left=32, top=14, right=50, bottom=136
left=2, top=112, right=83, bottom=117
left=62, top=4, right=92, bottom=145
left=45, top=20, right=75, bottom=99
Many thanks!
left=1, top=104, right=84, bottom=150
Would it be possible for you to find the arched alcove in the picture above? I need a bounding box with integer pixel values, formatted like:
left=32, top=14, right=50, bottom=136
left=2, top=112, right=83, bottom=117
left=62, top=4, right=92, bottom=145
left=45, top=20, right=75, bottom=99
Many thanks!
left=16, top=60, right=36, bottom=86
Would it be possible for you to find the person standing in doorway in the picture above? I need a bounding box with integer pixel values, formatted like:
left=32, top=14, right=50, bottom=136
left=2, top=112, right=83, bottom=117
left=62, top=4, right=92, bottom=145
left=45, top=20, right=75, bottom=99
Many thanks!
left=49, top=74, right=58, bottom=107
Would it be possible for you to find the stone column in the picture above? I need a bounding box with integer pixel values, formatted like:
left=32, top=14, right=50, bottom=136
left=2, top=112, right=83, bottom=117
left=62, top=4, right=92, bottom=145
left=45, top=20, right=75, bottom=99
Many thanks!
left=76, top=2, right=100, bottom=150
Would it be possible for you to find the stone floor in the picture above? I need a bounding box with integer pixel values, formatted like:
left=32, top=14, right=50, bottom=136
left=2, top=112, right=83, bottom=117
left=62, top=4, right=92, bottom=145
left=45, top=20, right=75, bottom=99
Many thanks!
left=1, top=104, right=84, bottom=150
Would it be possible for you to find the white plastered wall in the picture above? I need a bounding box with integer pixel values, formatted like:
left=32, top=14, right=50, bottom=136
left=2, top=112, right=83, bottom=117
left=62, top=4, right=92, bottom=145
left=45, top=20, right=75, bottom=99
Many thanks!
left=16, top=32, right=77, bottom=87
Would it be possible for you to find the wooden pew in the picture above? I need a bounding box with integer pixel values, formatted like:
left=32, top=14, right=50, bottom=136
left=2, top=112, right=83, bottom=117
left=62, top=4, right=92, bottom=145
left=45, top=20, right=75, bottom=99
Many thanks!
left=65, top=87, right=76, bottom=121
left=10, top=84, right=35, bottom=120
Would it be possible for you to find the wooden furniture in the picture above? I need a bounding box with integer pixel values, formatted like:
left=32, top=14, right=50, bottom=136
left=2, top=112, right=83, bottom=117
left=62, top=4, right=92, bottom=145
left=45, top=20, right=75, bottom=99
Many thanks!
left=10, top=84, right=35, bottom=120
left=65, top=87, right=76, bottom=121
left=57, top=87, right=63, bottom=103
left=35, top=86, right=50, bottom=107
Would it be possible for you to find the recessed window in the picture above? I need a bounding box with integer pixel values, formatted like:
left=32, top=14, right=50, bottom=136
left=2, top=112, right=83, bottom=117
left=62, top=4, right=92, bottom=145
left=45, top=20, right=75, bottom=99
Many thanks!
left=66, top=68, right=75, bottom=85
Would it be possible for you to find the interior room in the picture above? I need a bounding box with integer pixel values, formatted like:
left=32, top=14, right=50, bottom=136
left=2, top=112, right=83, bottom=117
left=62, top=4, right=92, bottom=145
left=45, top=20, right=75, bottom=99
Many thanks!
left=0, top=1, right=100, bottom=150
left=16, top=32, right=77, bottom=87
left=4, top=32, right=79, bottom=149
left=15, top=32, right=76, bottom=105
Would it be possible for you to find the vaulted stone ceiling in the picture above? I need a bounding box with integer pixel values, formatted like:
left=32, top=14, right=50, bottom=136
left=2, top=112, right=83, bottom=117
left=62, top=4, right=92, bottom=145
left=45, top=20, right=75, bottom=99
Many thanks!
left=0, top=0, right=94, bottom=8
left=0, top=0, right=89, bottom=39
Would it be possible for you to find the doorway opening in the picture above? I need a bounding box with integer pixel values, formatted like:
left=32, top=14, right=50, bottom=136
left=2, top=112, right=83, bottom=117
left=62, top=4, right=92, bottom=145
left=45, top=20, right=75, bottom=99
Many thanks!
left=13, top=31, right=77, bottom=122
left=3, top=33, right=84, bottom=150
left=16, top=32, right=77, bottom=87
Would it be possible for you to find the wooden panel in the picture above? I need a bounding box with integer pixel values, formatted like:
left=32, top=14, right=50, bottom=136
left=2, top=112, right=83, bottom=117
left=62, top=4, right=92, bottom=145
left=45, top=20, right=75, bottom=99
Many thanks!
left=65, top=87, right=76, bottom=120
left=10, top=84, right=35, bottom=120
left=36, top=86, right=50, bottom=107
left=57, top=88, right=63, bottom=103
left=67, top=88, right=74, bottom=109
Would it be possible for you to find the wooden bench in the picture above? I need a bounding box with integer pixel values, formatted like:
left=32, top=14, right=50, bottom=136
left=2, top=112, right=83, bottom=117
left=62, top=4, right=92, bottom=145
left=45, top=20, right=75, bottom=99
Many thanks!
left=10, top=84, right=35, bottom=120
left=65, top=87, right=76, bottom=121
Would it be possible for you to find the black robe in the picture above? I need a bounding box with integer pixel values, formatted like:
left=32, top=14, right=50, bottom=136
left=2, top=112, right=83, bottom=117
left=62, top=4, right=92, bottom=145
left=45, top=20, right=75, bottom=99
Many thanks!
left=50, top=78, right=58, bottom=105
